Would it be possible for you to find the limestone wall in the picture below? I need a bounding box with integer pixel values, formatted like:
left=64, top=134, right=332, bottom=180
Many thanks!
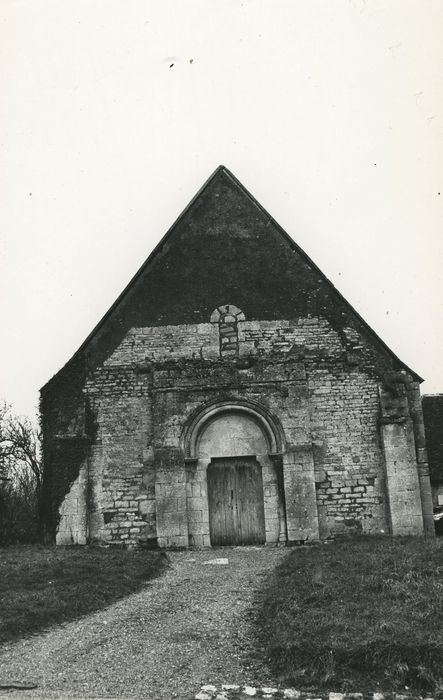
left=308, top=367, right=388, bottom=536
left=103, top=318, right=345, bottom=367
left=40, top=164, right=431, bottom=547
left=82, top=368, right=156, bottom=547
left=44, top=314, right=430, bottom=547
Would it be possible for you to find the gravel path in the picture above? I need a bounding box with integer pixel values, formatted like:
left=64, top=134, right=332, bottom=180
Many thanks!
left=0, top=547, right=287, bottom=700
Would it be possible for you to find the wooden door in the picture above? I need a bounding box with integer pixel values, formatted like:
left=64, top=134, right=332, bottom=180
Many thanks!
left=207, top=457, right=266, bottom=546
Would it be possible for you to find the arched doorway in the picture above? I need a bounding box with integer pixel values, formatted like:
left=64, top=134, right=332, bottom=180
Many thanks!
left=199, top=412, right=268, bottom=545
left=182, top=400, right=286, bottom=547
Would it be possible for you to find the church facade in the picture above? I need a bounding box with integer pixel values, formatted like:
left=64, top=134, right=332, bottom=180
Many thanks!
left=40, top=166, right=434, bottom=547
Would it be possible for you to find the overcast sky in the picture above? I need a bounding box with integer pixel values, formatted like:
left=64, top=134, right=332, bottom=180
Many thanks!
left=1, top=0, right=442, bottom=421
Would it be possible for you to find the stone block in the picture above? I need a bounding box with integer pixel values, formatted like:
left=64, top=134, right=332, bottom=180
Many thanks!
left=138, top=499, right=156, bottom=515
left=188, top=521, right=210, bottom=535
left=188, top=509, right=204, bottom=522
left=191, top=483, right=202, bottom=497
left=189, top=534, right=204, bottom=546
left=157, top=483, right=180, bottom=497
left=157, top=497, right=178, bottom=513
left=187, top=496, right=205, bottom=510
left=284, top=447, right=320, bottom=541
left=265, top=526, right=280, bottom=543
left=167, top=535, right=188, bottom=547
left=381, top=422, right=424, bottom=535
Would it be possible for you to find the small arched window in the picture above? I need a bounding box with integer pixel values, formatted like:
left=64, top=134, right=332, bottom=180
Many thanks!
left=210, top=304, right=245, bottom=358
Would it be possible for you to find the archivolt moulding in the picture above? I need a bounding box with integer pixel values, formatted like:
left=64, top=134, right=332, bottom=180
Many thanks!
left=181, top=398, right=285, bottom=459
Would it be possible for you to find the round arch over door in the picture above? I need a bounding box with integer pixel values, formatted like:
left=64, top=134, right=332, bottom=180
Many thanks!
left=181, top=399, right=287, bottom=547
left=198, top=411, right=269, bottom=546
left=197, top=411, right=270, bottom=459
left=182, top=399, right=285, bottom=458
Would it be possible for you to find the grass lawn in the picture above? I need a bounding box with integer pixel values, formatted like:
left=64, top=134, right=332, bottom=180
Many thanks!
left=253, top=536, right=443, bottom=694
left=0, top=545, right=167, bottom=645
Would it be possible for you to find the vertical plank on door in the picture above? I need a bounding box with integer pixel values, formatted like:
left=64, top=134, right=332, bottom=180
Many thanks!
left=207, top=457, right=265, bottom=546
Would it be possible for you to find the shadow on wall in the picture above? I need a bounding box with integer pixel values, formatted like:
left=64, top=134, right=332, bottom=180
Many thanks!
left=40, top=357, right=98, bottom=542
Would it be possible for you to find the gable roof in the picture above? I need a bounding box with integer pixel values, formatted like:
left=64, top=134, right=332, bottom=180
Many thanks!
left=42, top=165, right=422, bottom=389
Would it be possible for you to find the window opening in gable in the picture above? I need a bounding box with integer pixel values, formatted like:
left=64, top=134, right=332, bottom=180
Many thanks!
left=210, top=304, right=245, bottom=358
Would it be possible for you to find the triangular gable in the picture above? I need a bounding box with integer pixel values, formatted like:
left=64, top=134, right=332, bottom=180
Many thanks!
left=42, top=165, right=422, bottom=389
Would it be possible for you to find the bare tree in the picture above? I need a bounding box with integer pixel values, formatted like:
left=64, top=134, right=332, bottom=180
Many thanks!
left=0, top=401, right=42, bottom=487
left=0, top=402, right=42, bottom=544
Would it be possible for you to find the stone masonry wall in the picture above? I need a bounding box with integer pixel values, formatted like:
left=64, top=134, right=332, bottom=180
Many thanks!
left=50, top=313, right=427, bottom=546
left=41, top=164, right=431, bottom=546
left=103, top=318, right=345, bottom=367
left=82, top=367, right=157, bottom=547
left=378, top=378, right=432, bottom=536
left=145, top=340, right=391, bottom=544
left=308, top=366, right=388, bottom=537
left=149, top=357, right=312, bottom=547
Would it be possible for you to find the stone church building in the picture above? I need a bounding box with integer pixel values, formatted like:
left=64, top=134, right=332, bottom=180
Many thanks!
left=40, top=166, right=434, bottom=547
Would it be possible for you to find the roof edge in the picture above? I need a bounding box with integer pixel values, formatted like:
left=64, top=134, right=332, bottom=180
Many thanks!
left=41, top=164, right=423, bottom=390
left=220, top=167, right=423, bottom=383
left=41, top=165, right=229, bottom=391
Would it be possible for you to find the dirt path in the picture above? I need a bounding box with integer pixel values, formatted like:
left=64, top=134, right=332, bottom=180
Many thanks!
left=0, top=547, right=287, bottom=700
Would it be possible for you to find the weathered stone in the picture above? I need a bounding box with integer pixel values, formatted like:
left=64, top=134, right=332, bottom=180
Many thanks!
left=41, top=167, right=432, bottom=548
left=203, top=558, right=229, bottom=566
